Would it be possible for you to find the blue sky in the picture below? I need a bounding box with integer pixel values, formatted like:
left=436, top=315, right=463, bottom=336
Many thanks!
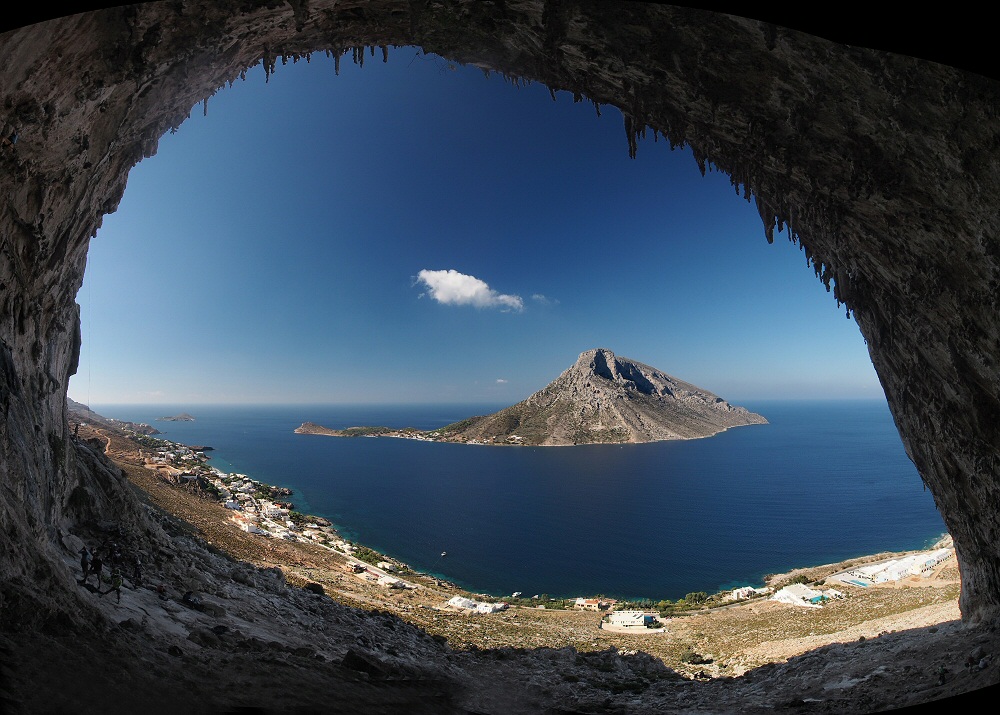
left=68, top=47, right=883, bottom=406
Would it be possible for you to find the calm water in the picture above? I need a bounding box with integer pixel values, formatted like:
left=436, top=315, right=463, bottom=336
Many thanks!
left=93, top=400, right=946, bottom=601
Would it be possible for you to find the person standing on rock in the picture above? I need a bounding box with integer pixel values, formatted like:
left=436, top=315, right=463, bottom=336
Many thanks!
left=130, top=555, right=143, bottom=589
left=79, top=547, right=92, bottom=583
left=101, top=569, right=124, bottom=604
left=90, top=551, right=104, bottom=588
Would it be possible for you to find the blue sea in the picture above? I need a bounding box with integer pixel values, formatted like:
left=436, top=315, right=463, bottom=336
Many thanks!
left=92, top=400, right=946, bottom=602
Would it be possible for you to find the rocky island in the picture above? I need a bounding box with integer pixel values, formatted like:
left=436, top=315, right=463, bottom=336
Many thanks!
left=157, top=413, right=196, bottom=422
left=297, top=348, right=767, bottom=446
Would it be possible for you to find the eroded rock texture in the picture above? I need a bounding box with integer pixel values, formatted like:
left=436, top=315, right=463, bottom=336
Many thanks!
left=439, top=348, right=768, bottom=445
left=0, top=0, right=999, bottom=646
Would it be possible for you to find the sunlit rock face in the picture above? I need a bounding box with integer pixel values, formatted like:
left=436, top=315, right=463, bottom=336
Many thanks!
left=440, top=348, right=768, bottom=445
left=1, top=0, right=999, bottom=631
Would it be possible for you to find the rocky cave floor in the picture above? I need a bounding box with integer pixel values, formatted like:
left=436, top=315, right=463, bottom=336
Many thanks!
left=1, top=455, right=998, bottom=714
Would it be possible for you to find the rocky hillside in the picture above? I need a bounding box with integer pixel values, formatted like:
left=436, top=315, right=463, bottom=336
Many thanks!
left=437, top=349, right=767, bottom=446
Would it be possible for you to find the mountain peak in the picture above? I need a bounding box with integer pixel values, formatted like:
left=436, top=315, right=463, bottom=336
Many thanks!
left=439, top=349, right=768, bottom=445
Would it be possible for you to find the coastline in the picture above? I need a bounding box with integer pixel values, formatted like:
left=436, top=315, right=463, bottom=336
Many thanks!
left=70, top=412, right=964, bottom=680
left=85, top=405, right=948, bottom=603
left=72, top=408, right=959, bottom=677
left=293, top=418, right=764, bottom=448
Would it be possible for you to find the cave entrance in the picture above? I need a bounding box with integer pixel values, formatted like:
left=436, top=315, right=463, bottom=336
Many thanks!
left=68, top=48, right=946, bottom=603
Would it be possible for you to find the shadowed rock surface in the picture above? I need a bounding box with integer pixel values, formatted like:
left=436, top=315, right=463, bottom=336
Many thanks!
left=2, top=1, right=1000, bottom=712
left=439, top=348, right=767, bottom=445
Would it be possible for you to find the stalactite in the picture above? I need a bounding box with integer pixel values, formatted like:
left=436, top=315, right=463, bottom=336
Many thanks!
left=691, top=147, right=707, bottom=176
left=381, top=46, right=388, bottom=63
left=593, top=100, right=601, bottom=117
left=262, top=47, right=276, bottom=83
left=203, top=96, right=208, bottom=117
left=623, top=113, right=638, bottom=159
left=334, top=52, right=340, bottom=75
left=754, top=195, right=776, bottom=244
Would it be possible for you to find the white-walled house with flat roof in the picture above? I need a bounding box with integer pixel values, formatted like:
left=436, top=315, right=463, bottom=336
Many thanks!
left=727, top=586, right=769, bottom=601
left=607, top=611, right=657, bottom=628
left=771, top=584, right=845, bottom=608
left=846, top=549, right=954, bottom=584
left=771, top=584, right=824, bottom=608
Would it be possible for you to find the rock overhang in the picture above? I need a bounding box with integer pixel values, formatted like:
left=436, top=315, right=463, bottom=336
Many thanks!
left=0, top=0, right=999, bottom=641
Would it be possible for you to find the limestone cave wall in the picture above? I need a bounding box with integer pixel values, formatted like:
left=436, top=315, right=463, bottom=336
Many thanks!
left=2, top=0, right=1000, bottom=624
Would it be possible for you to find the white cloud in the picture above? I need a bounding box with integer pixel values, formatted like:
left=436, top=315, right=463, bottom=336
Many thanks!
left=415, top=269, right=523, bottom=312
left=496, top=378, right=508, bottom=384
left=531, top=293, right=559, bottom=306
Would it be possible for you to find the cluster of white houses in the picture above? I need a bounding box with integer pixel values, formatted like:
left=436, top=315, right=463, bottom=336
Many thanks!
left=134, top=433, right=430, bottom=591
left=843, top=549, right=953, bottom=584
left=139, top=439, right=345, bottom=546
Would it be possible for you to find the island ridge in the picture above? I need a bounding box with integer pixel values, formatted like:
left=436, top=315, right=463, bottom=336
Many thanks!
left=296, top=348, right=768, bottom=446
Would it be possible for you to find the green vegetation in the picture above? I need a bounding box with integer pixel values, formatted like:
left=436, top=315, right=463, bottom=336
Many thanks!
left=433, top=415, right=486, bottom=434
left=286, top=511, right=327, bottom=527
left=679, top=646, right=712, bottom=665
left=504, top=595, right=573, bottom=609
left=352, top=545, right=385, bottom=566
left=340, top=426, right=394, bottom=437
left=130, top=433, right=165, bottom=449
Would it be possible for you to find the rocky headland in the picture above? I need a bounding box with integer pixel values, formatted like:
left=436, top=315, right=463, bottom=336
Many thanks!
left=69, top=398, right=161, bottom=436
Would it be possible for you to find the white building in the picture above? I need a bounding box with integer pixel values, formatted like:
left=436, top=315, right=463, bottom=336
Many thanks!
left=607, top=611, right=657, bottom=628
left=771, top=584, right=826, bottom=608
left=476, top=602, right=508, bottom=614
left=259, top=501, right=288, bottom=519
left=848, top=563, right=887, bottom=582
left=848, top=549, right=954, bottom=584
left=916, top=548, right=953, bottom=574
left=231, top=514, right=266, bottom=535
left=727, top=586, right=768, bottom=601
left=445, top=596, right=507, bottom=613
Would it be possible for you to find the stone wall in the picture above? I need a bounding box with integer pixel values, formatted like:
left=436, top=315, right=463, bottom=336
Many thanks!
left=2, top=0, right=999, bottom=623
